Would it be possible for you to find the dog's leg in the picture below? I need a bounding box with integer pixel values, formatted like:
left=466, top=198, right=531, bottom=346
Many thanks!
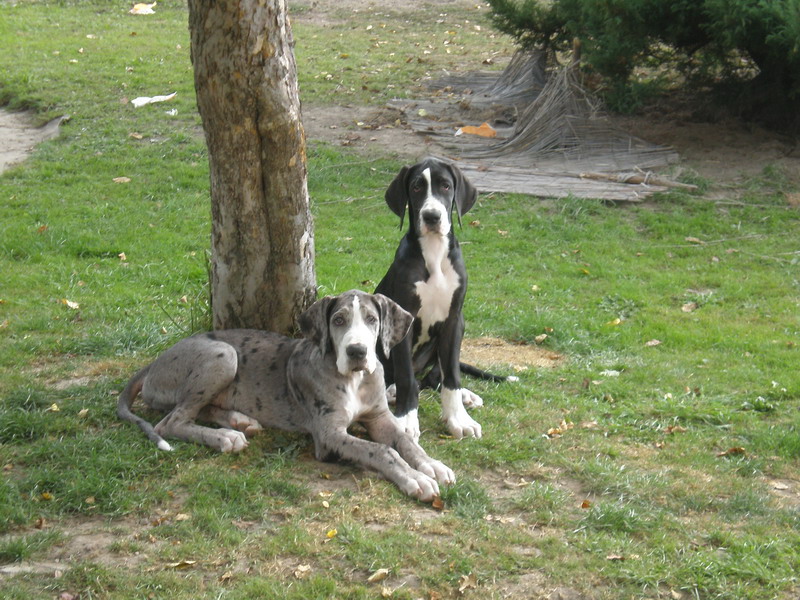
left=197, top=406, right=264, bottom=437
left=313, top=428, right=441, bottom=502
left=363, top=411, right=455, bottom=487
left=390, top=337, right=421, bottom=441
left=146, top=340, right=249, bottom=453
left=421, top=363, right=484, bottom=408
left=437, top=315, right=482, bottom=439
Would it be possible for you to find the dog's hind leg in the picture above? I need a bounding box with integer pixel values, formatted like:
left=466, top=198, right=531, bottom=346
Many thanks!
left=198, top=405, right=263, bottom=437
left=145, top=339, right=248, bottom=453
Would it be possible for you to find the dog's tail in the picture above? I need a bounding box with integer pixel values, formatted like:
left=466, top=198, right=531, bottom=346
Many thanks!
left=460, top=362, right=520, bottom=383
left=116, top=365, right=173, bottom=451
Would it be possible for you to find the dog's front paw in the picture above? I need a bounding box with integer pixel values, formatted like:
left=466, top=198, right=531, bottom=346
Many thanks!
left=441, top=388, right=482, bottom=439
left=445, top=411, right=482, bottom=439
left=217, top=429, right=249, bottom=453
left=395, top=409, right=420, bottom=442
left=460, top=388, right=483, bottom=408
left=404, top=471, right=440, bottom=503
left=418, top=460, right=456, bottom=486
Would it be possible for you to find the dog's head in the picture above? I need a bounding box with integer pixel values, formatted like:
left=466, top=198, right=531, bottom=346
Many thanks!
left=299, top=290, right=413, bottom=376
left=384, top=157, right=477, bottom=237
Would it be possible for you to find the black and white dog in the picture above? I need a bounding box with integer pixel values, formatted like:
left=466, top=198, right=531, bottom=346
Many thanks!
left=375, top=157, right=516, bottom=440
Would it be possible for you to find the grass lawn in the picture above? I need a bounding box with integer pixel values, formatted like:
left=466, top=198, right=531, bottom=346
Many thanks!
left=1, top=1, right=799, bottom=599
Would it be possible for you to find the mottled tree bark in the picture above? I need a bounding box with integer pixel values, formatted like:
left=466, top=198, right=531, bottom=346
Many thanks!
left=188, top=0, right=316, bottom=334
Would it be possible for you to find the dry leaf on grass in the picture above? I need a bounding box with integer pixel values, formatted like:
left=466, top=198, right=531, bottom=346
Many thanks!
left=717, top=447, right=746, bottom=458
left=681, top=302, right=698, bottom=313
left=294, top=564, right=311, bottom=579
left=165, top=560, right=196, bottom=570
left=367, top=568, right=390, bottom=583
left=458, top=573, right=478, bottom=594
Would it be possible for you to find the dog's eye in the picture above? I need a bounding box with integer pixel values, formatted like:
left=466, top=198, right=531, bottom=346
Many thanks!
left=441, top=183, right=450, bottom=191
left=411, top=185, right=422, bottom=194
left=332, top=316, right=345, bottom=326
left=365, top=314, right=378, bottom=324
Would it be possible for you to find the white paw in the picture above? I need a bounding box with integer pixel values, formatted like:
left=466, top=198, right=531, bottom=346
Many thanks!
left=218, top=429, right=248, bottom=453
left=385, top=384, right=397, bottom=406
left=441, top=387, right=482, bottom=439
left=395, top=409, right=420, bottom=442
left=405, top=471, right=440, bottom=503
left=418, top=459, right=456, bottom=486
left=460, top=388, right=483, bottom=408
left=228, top=411, right=263, bottom=437
left=444, top=409, right=482, bottom=439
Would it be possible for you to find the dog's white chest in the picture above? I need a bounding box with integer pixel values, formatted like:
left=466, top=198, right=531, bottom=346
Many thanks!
left=414, top=236, right=460, bottom=347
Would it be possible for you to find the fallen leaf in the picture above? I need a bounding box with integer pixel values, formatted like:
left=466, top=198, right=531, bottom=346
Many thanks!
left=645, top=339, right=662, bottom=347
left=606, top=554, right=625, bottom=561
left=606, top=318, right=622, bottom=326
left=534, top=333, right=548, bottom=344
left=78, top=408, right=89, bottom=418
left=771, top=481, right=789, bottom=491
left=579, top=420, right=598, bottom=429
left=293, top=564, right=311, bottom=579
left=46, top=403, right=60, bottom=412
left=219, top=570, right=233, bottom=583
left=326, top=528, right=338, bottom=539
left=497, top=229, right=508, bottom=236
left=61, top=299, right=80, bottom=310
left=179, top=295, right=188, bottom=304
left=581, top=499, right=592, bottom=509
left=685, top=236, right=705, bottom=244
left=367, top=568, right=390, bottom=583
left=37, top=224, right=49, bottom=233
left=665, top=425, right=687, bottom=435
left=681, top=302, right=698, bottom=313
left=457, top=573, right=478, bottom=594
left=118, top=252, right=127, bottom=261
left=113, top=176, right=131, bottom=184
left=41, top=492, right=54, bottom=501
left=165, top=560, right=196, bottom=570
left=717, top=447, right=746, bottom=458
left=129, top=132, right=143, bottom=140
left=380, top=585, right=393, bottom=598
left=35, top=517, right=47, bottom=529
left=85, top=496, right=95, bottom=505
left=456, top=122, right=497, bottom=138
left=174, top=513, right=191, bottom=521
left=431, top=496, right=445, bottom=511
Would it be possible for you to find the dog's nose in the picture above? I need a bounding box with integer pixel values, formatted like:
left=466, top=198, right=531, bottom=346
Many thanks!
left=421, top=210, right=441, bottom=226
left=346, top=344, right=367, bottom=361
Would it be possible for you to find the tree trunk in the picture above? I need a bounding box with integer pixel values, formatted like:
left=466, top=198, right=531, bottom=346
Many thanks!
left=188, top=0, right=316, bottom=334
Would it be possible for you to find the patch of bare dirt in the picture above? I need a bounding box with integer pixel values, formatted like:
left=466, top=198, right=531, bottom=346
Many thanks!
left=461, top=336, right=564, bottom=373
left=0, top=111, right=67, bottom=174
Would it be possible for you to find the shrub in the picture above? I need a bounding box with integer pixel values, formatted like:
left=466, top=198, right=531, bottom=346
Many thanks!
left=488, top=0, right=800, bottom=128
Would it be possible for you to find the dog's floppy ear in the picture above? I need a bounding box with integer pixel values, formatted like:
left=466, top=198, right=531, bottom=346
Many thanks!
left=372, top=293, right=413, bottom=357
left=447, top=161, right=478, bottom=228
left=298, top=295, right=335, bottom=356
left=385, top=165, right=410, bottom=230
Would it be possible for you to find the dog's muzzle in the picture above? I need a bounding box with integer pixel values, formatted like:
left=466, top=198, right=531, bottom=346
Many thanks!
left=345, top=343, right=369, bottom=371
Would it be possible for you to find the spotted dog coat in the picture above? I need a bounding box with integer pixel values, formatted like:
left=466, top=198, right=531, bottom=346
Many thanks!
left=375, top=158, right=515, bottom=441
left=117, top=290, right=455, bottom=502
